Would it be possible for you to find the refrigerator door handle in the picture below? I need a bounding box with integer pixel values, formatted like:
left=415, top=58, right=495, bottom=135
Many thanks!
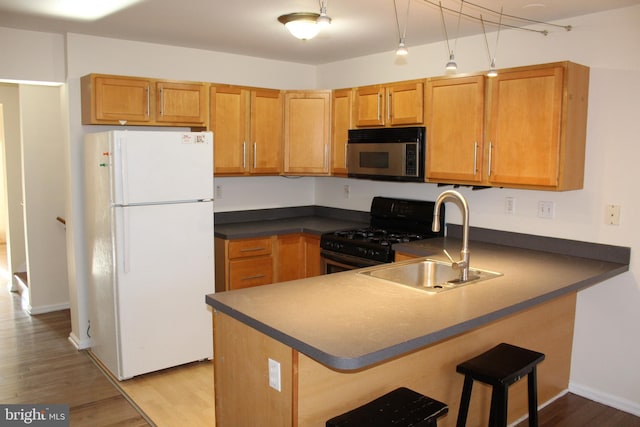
left=117, top=137, right=130, bottom=205
left=118, top=208, right=131, bottom=274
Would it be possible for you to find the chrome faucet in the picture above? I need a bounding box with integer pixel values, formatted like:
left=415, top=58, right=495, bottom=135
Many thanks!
left=432, top=190, right=470, bottom=282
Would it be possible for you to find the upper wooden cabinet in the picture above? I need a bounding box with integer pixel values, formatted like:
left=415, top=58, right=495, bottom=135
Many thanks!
left=424, top=62, right=589, bottom=191
left=331, top=89, right=353, bottom=175
left=81, top=74, right=207, bottom=127
left=283, top=91, right=331, bottom=175
left=210, top=85, right=282, bottom=176
left=425, top=74, right=486, bottom=184
left=486, top=62, right=589, bottom=190
left=353, top=80, right=424, bottom=127
left=156, top=81, right=207, bottom=125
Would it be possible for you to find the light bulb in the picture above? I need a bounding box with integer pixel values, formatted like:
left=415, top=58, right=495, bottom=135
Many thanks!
left=446, top=53, right=457, bottom=70
left=396, top=41, right=408, bottom=56
left=317, top=5, right=331, bottom=27
left=487, top=59, right=498, bottom=77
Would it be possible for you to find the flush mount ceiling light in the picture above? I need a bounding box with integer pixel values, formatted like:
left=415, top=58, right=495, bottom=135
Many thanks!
left=278, top=13, right=321, bottom=40
left=25, top=0, right=143, bottom=20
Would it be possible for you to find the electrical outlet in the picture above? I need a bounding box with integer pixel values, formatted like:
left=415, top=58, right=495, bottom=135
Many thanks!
left=538, top=201, right=555, bottom=219
left=215, top=185, right=223, bottom=199
left=504, top=197, right=515, bottom=215
left=343, top=184, right=350, bottom=199
left=268, top=358, right=281, bottom=391
left=606, top=204, right=621, bottom=225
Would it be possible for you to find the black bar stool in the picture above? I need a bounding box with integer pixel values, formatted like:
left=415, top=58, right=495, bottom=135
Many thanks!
left=326, top=387, right=448, bottom=427
left=455, top=343, right=545, bottom=427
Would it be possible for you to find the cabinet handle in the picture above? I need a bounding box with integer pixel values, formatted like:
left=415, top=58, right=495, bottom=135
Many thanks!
left=377, top=93, right=382, bottom=122
left=473, top=141, right=478, bottom=175
left=253, top=142, right=257, bottom=169
left=240, top=247, right=266, bottom=252
left=488, top=142, right=493, bottom=177
left=159, top=88, right=164, bottom=116
left=324, top=143, right=328, bottom=171
left=145, top=85, right=150, bottom=118
left=387, top=91, right=392, bottom=121
left=241, top=274, right=265, bottom=281
left=242, top=142, right=247, bottom=169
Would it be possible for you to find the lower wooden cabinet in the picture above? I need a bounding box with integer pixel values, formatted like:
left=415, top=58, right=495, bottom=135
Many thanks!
left=216, top=236, right=273, bottom=291
left=215, top=233, right=322, bottom=292
left=275, top=234, right=321, bottom=283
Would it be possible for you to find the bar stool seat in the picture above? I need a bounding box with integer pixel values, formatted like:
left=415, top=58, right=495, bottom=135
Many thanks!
left=455, top=343, right=545, bottom=427
left=326, top=387, right=448, bottom=427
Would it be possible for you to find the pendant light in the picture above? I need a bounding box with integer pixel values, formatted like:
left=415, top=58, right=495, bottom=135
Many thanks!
left=317, top=0, right=331, bottom=28
left=394, top=0, right=411, bottom=56
left=439, top=1, right=464, bottom=71
left=480, top=10, right=502, bottom=77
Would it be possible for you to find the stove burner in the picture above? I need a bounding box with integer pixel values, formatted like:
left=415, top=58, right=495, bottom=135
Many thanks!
left=320, top=197, right=445, bottom=265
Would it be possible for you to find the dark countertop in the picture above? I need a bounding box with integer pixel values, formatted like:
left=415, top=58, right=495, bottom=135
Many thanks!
left=207, top=229, right=630, bottom=371
left=214, top=205, right=369, bottom=239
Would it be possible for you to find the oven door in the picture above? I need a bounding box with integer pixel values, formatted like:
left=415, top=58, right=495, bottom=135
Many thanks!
left=320, top=250, right=383, bottom=274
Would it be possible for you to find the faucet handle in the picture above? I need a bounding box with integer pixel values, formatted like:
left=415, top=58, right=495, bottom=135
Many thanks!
left=443, top=249, right=455, bottom=264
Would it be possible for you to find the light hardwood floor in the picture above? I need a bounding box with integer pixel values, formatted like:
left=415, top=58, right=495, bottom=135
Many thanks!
left=1, top=244, right=639, bottom=426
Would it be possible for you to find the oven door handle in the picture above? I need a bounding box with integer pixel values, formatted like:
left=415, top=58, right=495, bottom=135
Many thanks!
left=321, top=250, right=383, bottom=270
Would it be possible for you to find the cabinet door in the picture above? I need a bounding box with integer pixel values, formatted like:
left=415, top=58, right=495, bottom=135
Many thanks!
left=426, top=75, right=485, bottom=183
left=283, top=91, right=331, bottom=175
left=331, top=89, right=352, bottom=175
left=156, top=81, right=207, bottom=125
left=488, top=67, right=564, bottom=187
left=275, top=234, right=304, bottom=283
left=303, top=234, right=321, bottom=278
left=93, top=76, right=151, bottom=123
left=211, top=85, right=249, bottom=175
left=387, top=81, right=424, bottom=125
left=354, top=85, right=385, bottom=127
left=250, top=89, right=283, bottom=174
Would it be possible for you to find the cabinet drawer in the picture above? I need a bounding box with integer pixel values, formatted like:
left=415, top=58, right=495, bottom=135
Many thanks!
left=229, top=257, right=273, bottom=290
left=228, top=237, right=272, bottom=259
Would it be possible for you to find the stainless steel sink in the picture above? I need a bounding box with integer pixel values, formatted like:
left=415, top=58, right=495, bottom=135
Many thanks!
left=359, top=258, right=502, bottom=293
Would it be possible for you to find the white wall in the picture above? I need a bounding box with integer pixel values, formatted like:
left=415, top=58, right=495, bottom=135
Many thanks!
left=19, top=85, right=70, bottom=313
left=314, top=6, right=640, bottom=414
left=0, top=85, right=27, bottom=283
left=0, top=27, right=65, bottom=83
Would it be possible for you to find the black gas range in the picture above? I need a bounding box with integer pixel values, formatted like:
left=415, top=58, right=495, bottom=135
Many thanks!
left=320, top=197, right=445, bottom=273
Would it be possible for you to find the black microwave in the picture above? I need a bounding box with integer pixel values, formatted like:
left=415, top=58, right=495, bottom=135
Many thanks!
left=346, top=127, right=425, bottom=182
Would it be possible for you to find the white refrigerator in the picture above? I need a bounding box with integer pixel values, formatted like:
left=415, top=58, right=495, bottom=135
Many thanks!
left=84, top=130, right=214, bottom=380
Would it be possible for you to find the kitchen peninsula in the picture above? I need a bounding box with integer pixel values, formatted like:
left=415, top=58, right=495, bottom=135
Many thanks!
left=206, top=229, right=629, bottom=427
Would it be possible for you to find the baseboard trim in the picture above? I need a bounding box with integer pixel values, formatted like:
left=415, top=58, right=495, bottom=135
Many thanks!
left=570, top=381, right=640, bottom=417
left=68, top=332, right=91, bottom=350
left=28, top=302, right=70, bottom=315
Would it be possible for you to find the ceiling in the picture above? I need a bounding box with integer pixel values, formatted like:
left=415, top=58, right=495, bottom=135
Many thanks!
left=0, top=0, right=638, bottom=65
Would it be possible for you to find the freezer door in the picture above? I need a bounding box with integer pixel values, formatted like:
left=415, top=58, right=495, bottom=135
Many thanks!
left=111, top=131, right=213, bottom=205
left=113, top=201, right=214, bottom=379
